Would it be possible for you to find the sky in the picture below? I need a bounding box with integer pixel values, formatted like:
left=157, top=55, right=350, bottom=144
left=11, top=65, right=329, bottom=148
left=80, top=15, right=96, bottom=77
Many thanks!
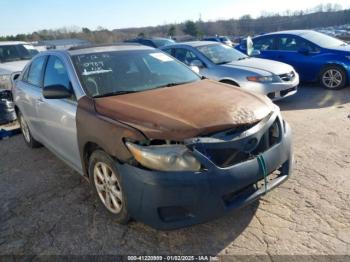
left=1, top=0, right=350, bottom=36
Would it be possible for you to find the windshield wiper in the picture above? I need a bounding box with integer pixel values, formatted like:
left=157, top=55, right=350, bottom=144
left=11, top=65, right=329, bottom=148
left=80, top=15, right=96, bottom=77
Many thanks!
left=216, top=61, right=232, bottom=65
left=238, top=57, right=250, bottom=61
left=152, top=81, right=194, bottom=89
left=92, top=90, right=138, bottom=98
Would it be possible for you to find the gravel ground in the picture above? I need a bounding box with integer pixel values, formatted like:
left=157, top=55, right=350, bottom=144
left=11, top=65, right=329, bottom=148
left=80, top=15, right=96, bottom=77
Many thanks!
left=0, top=85, right=349, bottom=257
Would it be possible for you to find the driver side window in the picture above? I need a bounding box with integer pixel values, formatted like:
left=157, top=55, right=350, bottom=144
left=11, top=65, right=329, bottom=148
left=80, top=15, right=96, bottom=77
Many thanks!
left=44, top=56, right=75, bottom=100
left=253, top=37, right=275, bottom=51
left=44, top=56, right=70, bottom=88
left=173, top=48, right=200, bottom=66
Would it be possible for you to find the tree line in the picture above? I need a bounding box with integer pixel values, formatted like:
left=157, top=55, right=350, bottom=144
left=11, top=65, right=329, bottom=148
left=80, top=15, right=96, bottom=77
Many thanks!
left=1, top=4, right=349, bottom=43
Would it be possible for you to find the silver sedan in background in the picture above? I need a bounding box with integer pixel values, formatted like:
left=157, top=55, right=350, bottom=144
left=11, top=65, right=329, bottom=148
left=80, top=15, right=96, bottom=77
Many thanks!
left=161, top=42, right=299, bottom=100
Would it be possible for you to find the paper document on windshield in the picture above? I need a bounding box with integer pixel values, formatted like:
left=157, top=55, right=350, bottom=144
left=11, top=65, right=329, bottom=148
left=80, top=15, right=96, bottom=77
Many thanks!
left=150, top=53, right=173, bottom=62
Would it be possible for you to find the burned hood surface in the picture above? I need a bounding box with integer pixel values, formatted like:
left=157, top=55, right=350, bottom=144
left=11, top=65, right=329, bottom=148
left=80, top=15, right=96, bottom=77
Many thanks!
left=94, top=80, right=274, bottom=140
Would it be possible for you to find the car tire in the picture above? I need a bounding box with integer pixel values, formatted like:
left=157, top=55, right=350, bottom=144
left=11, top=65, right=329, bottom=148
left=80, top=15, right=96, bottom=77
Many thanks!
left=320, top=65, right=347, bottom=90
left=88, top=150, right=130, bottom=224
left=18, top=111, right=42, bottom=148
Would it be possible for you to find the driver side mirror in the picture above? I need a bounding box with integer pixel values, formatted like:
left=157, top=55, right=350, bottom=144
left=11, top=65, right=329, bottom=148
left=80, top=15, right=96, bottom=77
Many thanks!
left=189, top=60, right=204, bottom=74
left=43, top=84, right=72, bottom=99
left=298, top=47, right=309, bottom=55
left=190, top=59, right=204, bottom=68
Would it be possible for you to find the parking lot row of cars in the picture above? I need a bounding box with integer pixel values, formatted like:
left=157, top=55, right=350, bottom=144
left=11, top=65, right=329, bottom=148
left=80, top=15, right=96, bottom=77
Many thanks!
left=1, top=30, right=350, bottom=99
left=0, top=29, right=349, bottom=229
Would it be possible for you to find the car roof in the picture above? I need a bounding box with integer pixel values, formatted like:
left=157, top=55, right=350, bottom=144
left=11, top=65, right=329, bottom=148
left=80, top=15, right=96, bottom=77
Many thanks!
left=161, top=41, right=218, bottom=48
left=127, top=37, right=173, bottom=41
left=258, top=30, right=316, bottom=37
left=67, top=43, right=154, bottom=56
left=0, top=41, right=28, bottom=46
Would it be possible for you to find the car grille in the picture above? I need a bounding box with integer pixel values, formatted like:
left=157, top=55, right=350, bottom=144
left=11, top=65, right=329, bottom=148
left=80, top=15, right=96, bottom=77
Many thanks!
left=195, top=117, right=282, bottom=168
left=279, top=71, right=295, bottom=82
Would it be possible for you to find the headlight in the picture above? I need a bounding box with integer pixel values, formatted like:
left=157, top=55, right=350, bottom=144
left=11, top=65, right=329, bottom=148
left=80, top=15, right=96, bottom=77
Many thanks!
left=247, top=75, right=274, bottom=82
left=0, top=74, right=12, bottom=89
left=125, top=142, right=201, bottom=172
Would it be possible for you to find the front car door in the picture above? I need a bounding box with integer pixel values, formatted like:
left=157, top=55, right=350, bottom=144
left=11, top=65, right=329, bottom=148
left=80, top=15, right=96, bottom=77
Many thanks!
left=36, top=54, right=82, bottom=173
left=274, top=34, right=321, bottom=81
left=171, top=47, right=214, bottom=78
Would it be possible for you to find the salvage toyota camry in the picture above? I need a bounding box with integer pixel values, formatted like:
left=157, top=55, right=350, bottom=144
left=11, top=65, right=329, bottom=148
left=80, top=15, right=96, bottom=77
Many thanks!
left=13, top=44, right=293, bottom=229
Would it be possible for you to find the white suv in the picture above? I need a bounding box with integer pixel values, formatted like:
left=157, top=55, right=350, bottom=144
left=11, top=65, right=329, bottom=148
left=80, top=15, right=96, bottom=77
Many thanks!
left=0, top=41, right=38, bottom=91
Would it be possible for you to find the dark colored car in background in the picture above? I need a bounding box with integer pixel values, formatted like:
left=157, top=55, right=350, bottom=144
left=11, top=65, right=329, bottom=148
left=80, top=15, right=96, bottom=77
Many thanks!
left=124, top=37, right=176, bottom=48
left=236, top=30, right=350, bottom=89
left=202, top=36, right=233, bottom=47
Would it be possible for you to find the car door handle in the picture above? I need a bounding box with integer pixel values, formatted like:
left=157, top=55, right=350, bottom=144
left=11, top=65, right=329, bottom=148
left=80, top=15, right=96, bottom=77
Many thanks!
left=37, top=98, right=44, bottom=104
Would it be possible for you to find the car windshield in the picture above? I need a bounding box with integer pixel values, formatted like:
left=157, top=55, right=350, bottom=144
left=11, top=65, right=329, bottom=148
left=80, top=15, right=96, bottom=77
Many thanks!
left=72, top=50, right=200, bottom=98
left=152, top=39, right=176, bottom=48
left=0, top=44, right=38, bottom=63
left=303, top=31, right=347, bottom=48
left=197, top=43, right=247, bottom=64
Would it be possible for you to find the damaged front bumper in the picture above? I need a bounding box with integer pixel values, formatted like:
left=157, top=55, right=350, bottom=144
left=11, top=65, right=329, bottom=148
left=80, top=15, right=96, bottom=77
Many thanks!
left=116, top=110, right=293, bottom=230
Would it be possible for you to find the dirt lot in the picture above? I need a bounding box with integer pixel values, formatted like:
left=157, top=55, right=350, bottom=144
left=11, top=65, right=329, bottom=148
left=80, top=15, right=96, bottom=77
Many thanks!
left=0, top=85, right=349, bottom=256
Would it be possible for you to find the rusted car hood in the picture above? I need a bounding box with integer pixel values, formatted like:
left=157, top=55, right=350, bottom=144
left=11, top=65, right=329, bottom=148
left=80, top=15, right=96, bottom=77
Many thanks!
left=94, top=80, right=274, bottom=140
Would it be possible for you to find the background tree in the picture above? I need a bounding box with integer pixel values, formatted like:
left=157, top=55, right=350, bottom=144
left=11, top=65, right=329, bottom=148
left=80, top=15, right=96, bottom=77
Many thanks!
left=168, top=25, right=176, bottom=37
left=183, top=20, right=198, bottom=37
left=137, top=32, right=145, bottom=38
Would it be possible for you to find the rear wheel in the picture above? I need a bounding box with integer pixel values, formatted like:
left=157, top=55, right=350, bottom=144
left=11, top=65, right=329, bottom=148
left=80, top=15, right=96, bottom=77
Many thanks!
left=320, top=65, right=347, bottom=90
left=89, top=150, right=130, bottom=224
left=18, top=111, right=41, bottom=148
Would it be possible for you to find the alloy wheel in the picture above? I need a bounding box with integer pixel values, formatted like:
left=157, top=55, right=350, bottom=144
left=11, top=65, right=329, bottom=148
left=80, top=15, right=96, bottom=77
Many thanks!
left=20, top=115, right=31, bottom=143
left=93, top=162, right=123, bottom=214
left=322, top=69, right=343, bottom=89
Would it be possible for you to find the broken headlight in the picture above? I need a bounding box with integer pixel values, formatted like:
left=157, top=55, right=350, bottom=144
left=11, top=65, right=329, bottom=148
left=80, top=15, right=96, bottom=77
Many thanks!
left=125, top=142, right=201, bottom=172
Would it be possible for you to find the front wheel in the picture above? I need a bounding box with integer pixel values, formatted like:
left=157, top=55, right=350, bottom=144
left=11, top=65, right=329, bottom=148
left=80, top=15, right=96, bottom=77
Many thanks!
left=88, top=150, right=130, bottom=224
left=18, top=111, right=42, bottom=148
left=320, top=66, right=347, bottom=90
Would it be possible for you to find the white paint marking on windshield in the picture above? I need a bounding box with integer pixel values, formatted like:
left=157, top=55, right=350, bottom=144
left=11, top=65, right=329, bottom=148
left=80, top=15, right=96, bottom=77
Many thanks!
left=82, top=69, right=113, bottom=76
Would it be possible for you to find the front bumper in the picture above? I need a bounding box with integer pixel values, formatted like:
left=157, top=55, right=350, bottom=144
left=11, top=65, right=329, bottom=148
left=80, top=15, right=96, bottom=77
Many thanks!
left=241, top=72, right=299, bottom=101
left=116, top=114, right=293, bottom=230
left=268, top=86, right=298, bottom=101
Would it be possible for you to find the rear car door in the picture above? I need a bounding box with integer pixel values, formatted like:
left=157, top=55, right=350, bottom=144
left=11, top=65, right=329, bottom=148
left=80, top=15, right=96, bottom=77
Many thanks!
left=14, top=55, right=47, bottom=139
left=36, top=55, right=82, bottom=172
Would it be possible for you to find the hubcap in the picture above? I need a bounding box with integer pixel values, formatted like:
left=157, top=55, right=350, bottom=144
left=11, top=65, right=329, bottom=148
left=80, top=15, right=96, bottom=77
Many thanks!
left=93, top=162, right=123, bottom=214
left=20, top=115, right=31, bottom=143
left=322, top=69, right=342, bottom=88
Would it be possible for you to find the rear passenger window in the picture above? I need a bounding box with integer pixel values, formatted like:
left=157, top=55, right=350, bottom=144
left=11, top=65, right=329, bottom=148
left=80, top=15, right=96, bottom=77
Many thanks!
left=44, top=56, right=70, bottom=89
left=26, top=56, right=46, bottom=87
